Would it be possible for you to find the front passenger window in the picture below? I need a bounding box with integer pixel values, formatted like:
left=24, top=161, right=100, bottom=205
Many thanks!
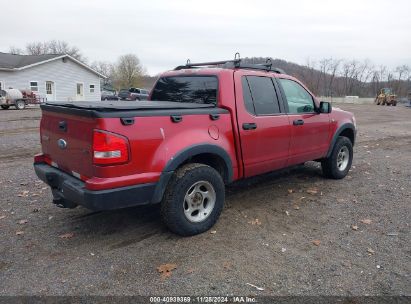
left=279, top=79, right=315, bottom=114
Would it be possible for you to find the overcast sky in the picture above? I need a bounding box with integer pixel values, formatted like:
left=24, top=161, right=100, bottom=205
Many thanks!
left=1, top=0, right=410, bottom=75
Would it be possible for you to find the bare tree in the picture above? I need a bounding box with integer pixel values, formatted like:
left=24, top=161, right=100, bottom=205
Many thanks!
left=46, top=40, right=85, bottom=62
left=370, top=70, right=380, bottom=96
left=340, top=60, right=362, bottom=96
left=327, top=59, right=342, bottom=97
left=394, top=65, right=410, bottom=96
left=112, top=54, right=145, bottom=89
left=317, top=58, right=341, bottom=96
left=318, top=58, right=331, bottom=96
left=301, top=58, right=319, bottom=94
left=91, top=61, right=114, bottom=84
left=13, top=40, right=86, bottom=62
left=9, top=46, right=24, bottom=55
left=25, top=42, right=47, bottom=56
left=377, top=65, right=387, bottom=83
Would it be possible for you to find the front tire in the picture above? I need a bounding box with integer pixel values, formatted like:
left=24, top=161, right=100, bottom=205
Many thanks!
left=322, top=136, right=353, bottom=179
left=15, top=100, right=25, bottom=110
left=161, top=163, right=225, bottom=236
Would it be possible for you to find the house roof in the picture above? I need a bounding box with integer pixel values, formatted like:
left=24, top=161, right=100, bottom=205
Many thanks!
left=0, top=52, right=62, bottom=69
left=0, top=52, right=106, bottom=78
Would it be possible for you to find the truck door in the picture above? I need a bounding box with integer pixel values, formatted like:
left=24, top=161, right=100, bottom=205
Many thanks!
left=235, top=73, right=291, bottom=178
left=276, top=78, right=330, bottom=165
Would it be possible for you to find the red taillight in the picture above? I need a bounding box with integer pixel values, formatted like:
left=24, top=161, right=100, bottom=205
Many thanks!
left=34, top=153, right=51, bottom=164
left=34, top=153, right=46, bottom=163
left=92, top=130, right=129, bottom=165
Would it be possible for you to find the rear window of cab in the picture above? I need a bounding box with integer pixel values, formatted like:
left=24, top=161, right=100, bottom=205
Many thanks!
left=150, top=76, right=218, bottom=105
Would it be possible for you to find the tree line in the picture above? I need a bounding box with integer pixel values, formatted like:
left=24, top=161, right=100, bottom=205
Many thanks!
left=244, top=57, right=411, bottom=98
left=8, top=41, right=411, bottom=96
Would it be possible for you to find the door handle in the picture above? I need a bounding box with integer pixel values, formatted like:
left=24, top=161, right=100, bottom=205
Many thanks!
left=209, top=114, right=220, bottom=121
left=293, top=119, right=304, bottom=126
left=58, top=121, right=67, bottom=132
left=170, top=115, right=182, bottom=123
left=242, top=123, right=257, bottom=130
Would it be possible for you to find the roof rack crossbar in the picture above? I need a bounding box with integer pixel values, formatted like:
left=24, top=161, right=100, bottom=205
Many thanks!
left=236, top=63, right=285, bottom=74
left=174, top=54, right=286, bottom=74
left=174, top=59, right=241, bottom=70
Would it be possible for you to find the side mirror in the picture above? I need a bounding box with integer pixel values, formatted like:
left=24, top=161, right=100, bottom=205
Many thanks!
left=319, top=101, right=332, bottom=113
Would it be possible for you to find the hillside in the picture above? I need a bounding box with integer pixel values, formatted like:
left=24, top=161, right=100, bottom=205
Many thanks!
left=242, top=57, right=410, bottom=98
left=141, top=57, right=410, bottom=98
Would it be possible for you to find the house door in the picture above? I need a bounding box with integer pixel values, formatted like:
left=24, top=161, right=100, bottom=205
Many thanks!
left=76, top=83, right=84, bottom=101
left=45, top=81, right=55, bottom=101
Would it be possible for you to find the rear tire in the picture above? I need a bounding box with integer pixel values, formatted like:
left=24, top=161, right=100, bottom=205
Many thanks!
left=15, top=100, right=25, bottom=110
left=321, top=136, right=353, bottom=179
left=161, top=163, right=225, bottom=236
left=1, top=105, right=10, bottom=110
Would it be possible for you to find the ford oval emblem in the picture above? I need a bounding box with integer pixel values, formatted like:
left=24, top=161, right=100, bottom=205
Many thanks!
left=57, top=139, right=67, bottom=149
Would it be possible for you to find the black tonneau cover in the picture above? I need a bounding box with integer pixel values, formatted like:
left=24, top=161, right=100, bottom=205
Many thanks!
left=41, top=100, right=227, bottom=118
left=47, top=100, right=215, bottom=110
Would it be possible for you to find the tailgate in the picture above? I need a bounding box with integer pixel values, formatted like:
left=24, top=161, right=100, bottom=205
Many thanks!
left=40, top=110, right=96, bottom=178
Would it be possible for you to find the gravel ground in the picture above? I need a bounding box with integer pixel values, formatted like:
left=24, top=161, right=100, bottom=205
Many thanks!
left=0, top=104, right=410, bottom=297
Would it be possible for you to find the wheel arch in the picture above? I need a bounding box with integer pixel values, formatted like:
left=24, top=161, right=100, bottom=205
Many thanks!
left=151, top=144, right=233, bottom=204
left=326, top=123, right=356, bottom=158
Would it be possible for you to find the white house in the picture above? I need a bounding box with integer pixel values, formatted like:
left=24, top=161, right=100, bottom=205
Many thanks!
left=0, top=52, right=106, bottom=101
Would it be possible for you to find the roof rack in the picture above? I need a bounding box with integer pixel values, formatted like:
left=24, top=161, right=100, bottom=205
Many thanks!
left=174, top=53, right=286, bottom=74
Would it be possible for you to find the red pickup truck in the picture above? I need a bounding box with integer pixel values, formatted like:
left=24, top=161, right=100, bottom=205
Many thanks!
left=34, top=58, right=356, bottom=236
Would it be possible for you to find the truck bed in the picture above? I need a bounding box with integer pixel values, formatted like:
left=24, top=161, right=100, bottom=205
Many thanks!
left=38, top=100, right=233, bottom=184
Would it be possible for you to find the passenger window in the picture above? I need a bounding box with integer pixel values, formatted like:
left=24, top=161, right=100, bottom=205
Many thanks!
left=278, top=79, right=315, bottom=114
left=245, top=76, right=281, bottom=115
left=241, top=77, right=255, bottom=114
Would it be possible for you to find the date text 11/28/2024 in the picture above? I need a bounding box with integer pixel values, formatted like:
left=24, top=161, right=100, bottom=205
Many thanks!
left=149, top=296, right=257, bottom=303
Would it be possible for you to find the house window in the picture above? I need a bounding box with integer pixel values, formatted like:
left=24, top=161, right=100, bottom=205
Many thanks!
left=89, top=84, right=95, bottom=93
left=30, top=81, right=39, bottom=92
left=0, top=81, right=4, bottom=91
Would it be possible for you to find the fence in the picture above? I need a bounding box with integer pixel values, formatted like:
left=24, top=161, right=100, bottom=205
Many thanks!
left=319, top=96, right=375, bottom=104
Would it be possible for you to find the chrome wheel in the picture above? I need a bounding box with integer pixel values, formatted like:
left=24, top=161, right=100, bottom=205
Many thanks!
left=337, top=146, right=349, bottom=171
left=183, top=181, right=216, bottom=223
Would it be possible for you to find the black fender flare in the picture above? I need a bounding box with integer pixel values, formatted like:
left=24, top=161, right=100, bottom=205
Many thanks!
left=151, top=144, right=233, bottom=204
left=326, top=123, right=356, bottom=158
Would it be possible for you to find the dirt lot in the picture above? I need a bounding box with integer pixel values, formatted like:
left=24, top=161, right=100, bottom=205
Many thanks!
left=0, top=104, right=410, bottom=297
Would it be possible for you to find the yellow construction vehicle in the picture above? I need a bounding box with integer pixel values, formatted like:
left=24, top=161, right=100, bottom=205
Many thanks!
left=375, top=88, right=397, bottom=106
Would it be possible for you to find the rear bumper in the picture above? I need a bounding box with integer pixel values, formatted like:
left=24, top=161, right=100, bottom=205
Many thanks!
left=34, top=163, right=156, bottom=211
